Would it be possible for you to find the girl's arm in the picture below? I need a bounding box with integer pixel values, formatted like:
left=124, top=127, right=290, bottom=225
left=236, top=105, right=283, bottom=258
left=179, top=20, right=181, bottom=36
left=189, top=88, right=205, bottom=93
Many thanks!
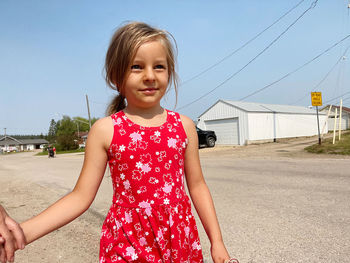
left=20, top=117, right=113, bottom=244
left=181, top=115, right=230, bottom=263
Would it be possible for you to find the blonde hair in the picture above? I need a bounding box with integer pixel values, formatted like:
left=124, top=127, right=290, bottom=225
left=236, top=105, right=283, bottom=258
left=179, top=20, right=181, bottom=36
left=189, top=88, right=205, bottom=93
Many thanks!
left=105, top=22, right=178, bottom=115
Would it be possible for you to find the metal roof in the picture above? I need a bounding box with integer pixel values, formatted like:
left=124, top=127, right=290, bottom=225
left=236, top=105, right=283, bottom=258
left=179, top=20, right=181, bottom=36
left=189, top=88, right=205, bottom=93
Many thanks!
left=0, top=137, right=48, bottom=146
left=221, top=100, right=324, bottom=115
left=320, top=104, right=350, bottom=113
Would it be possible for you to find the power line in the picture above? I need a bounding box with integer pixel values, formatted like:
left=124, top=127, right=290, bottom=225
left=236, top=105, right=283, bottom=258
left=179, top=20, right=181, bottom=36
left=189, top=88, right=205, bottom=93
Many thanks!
left=177, top=0, right=319, bottom=110
left=324, top=90, right=350, bottom=104
left=238, top=34, right=350, bottom=101
left=180, top=0, right=307, bottom=86
left=289, top=45, right=350, bottom=105
left=341, top=95, right=350, bottom=103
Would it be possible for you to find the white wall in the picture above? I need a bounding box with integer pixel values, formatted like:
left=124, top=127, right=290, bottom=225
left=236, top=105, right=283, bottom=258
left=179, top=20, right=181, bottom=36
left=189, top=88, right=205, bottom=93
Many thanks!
left=248, top=113, right=328, bottom=140
left=277, top=113, right=327, bottom=138
left=328, top=116, right=350, bottom=130
left=247, top=112, right=275, bottom=140
left=248, top=113, right=328, bottom=141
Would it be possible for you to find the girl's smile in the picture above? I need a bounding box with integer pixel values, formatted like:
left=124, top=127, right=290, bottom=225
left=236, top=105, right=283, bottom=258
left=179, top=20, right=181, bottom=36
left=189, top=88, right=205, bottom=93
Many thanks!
left=123, top=40, right=169, bottom=109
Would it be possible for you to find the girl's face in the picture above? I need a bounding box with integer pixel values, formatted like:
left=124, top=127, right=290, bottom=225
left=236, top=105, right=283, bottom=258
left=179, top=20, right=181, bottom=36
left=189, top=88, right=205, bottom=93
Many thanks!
left=123, top=40, right=169, bottom=109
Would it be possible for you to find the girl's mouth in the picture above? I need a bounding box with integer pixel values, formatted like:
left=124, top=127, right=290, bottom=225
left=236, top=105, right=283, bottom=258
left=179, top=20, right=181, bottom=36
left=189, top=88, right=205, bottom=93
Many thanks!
left=140, top=88, right=158, bottom=94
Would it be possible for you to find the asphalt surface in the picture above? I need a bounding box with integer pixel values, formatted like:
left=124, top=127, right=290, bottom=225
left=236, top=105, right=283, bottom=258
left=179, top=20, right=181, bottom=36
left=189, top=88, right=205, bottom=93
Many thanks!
left=0, top=135, right=349, bottom=262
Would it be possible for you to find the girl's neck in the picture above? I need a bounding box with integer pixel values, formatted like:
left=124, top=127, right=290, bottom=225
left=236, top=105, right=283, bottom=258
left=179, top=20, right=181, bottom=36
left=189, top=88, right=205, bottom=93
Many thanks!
left=124, top=104, right=164, bottom=118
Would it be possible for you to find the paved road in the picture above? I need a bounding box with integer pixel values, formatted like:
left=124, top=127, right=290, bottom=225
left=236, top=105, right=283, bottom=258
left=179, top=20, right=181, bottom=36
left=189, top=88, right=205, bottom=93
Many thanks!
left=1, top=136, right=349, bottom=262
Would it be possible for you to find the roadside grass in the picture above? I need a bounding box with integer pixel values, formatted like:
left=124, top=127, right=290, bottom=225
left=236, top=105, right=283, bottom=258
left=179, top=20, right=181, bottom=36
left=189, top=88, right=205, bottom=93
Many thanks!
left=305, top=130, right=350, bottom=155
left=36, top=148, right=85, bottom=156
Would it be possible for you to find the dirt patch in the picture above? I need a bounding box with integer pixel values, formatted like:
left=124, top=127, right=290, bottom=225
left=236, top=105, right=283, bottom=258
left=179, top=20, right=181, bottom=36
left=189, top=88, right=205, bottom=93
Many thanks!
left=199, top=134, right=350, bottom=159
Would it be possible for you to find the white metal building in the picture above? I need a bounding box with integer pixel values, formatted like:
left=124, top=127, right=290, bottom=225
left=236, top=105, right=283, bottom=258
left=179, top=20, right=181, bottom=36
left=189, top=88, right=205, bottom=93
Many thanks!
left=197, top=100, right=328, bottom=145
left=320, top=105, right=350, bottom=130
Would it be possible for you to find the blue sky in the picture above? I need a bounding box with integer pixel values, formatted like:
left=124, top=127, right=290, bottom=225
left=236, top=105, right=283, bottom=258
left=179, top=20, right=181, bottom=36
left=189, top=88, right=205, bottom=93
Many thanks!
left=1, top=0, right=349, bottom=135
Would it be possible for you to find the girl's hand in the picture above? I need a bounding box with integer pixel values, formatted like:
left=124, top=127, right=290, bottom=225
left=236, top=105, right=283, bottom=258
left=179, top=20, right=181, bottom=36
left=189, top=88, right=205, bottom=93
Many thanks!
left=210, top=240, right=230, bottom=263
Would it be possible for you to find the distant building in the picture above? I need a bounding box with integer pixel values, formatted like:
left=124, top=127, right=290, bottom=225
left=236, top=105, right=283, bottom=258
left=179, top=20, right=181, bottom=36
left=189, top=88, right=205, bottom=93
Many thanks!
left=75, top=131, right=89, bottom=148
left=320, top=105, right=350, bottom=130
left=197, top=100, right=328, bottom=145
left=0, top=136, right=49, bottom=152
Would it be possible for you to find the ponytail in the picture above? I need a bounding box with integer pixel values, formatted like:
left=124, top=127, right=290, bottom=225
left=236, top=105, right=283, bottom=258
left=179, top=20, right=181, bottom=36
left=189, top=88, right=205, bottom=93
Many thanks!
left=106, top=94, right=126, bottom=116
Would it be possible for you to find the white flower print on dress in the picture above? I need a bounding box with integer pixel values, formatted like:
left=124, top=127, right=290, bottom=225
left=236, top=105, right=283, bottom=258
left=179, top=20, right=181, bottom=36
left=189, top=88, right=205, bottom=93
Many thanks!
left=150, top=130, right=162, bottom=143
left=184, top=226, right=190, bottom=237
left=128, top=141, right=137, bottom=151
left=139, top=201, right=152, bottom=216
left=149, top=177, right=159, bottom=184
left=156, top=151, right=166, bottom=162
left=163, top=183, right=172, bottom=194
left=139, top=237, right=147, bottom=246
left=163, top=198, right=170, bottom=205
left=125, top=211, right=132, bottom=223
left=139, top=140, right=148, bottom=150
left=169, top=214, right=174, bottom=227
left=119, top=128, right=126, bottom=136
left=132, top=170, right=143, bottom=181
left=192, top=241, right=201, bottom=250
left=157, top=229, right=164, bottom=241
left=138, top=186, right=147, bottom=193
left=119, top=145, right=126, bottom=152
left=164, top=163, right=171, bottom=170
left=140, top=153, right=152, bottom=164
left=167, top=138, right=177, bottom=149
left=136, top=161, right=143, bottom=169
left=126, top=246, right=138, bottom=260
left=123, top=180, right=130, bottom=190
left=114, top=117, right=122, bottom=125
left=118, top=163, right=128, bottom=171
left=141, top=163, right=151, bottom=173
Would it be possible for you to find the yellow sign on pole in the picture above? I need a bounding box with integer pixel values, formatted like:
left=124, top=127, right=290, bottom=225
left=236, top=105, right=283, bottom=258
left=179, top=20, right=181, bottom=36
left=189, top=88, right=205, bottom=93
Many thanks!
left=311, top=92, right=322, bottom=106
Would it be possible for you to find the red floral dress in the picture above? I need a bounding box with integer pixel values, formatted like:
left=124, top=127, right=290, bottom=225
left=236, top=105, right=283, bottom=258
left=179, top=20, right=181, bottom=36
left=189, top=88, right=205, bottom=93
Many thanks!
left=100, top=109, right=204, bottom=263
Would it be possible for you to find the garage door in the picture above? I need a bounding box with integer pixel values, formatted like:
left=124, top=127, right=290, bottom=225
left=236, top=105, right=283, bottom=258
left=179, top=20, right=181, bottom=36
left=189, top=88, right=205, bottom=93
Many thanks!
left=205, top=118, right=239, bottom=145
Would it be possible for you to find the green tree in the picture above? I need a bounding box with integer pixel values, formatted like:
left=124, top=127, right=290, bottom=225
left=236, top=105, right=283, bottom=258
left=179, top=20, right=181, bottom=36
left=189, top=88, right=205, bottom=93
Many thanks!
left=56, top=116, right=78, bottom=150
left=73, top=116, right=98, bottom=132
left=47, top=119, right=58, bottom=143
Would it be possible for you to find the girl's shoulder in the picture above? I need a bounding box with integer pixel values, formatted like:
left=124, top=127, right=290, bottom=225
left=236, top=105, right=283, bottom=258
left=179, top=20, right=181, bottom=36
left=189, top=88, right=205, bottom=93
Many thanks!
left=178, top=113, right=195, bottom=128
left=87, top=116, right=114, bottom=151
left=178, top=113, right=197, bottom=138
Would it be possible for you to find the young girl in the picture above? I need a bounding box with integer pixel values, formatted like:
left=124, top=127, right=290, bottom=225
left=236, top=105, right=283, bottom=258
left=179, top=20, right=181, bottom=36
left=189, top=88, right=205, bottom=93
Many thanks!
left=1, top=22, right=238, bottom=263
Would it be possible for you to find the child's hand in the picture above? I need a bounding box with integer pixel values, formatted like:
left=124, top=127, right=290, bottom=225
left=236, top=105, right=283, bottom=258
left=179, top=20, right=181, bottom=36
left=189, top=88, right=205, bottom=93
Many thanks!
left=0, top=205, right=26, bottom=263
left=210, top=240, right=231, bottom=263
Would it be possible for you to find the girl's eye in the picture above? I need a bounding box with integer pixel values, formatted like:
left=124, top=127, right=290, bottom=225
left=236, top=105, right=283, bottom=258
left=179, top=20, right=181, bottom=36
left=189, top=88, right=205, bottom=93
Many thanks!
left=131, top=65, right=141, bottom=70
left=155, top=65, right=166, bottom=69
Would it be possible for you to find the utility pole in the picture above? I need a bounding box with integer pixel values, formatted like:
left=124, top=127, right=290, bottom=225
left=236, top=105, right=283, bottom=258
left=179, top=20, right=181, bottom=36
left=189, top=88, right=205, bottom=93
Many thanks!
left=85, top=94, right=92, bottom=129
left=339, top=99, right=343, bottom=140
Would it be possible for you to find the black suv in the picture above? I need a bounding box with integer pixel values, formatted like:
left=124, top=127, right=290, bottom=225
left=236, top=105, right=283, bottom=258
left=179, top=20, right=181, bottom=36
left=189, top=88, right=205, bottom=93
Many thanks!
left=196, top=127, right=217, bottom=148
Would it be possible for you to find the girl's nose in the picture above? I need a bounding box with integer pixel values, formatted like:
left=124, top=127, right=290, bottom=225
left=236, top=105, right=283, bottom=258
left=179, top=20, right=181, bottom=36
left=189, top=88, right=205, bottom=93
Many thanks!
left=143, top=67, right=155, bottom=82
